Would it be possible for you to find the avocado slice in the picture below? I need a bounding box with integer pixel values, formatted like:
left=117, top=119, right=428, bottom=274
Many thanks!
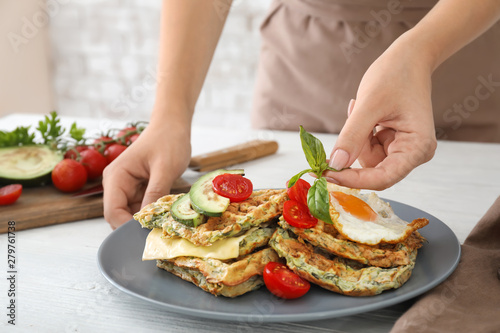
left=170, top=194, right=207, bottom=227
left=0, top=145, right=63, bottom=187
left=189, top=169, right=244, bottom=217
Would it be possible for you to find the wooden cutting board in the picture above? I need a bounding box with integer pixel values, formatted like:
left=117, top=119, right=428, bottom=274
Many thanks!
left=0, top=178, right=191, bottom=233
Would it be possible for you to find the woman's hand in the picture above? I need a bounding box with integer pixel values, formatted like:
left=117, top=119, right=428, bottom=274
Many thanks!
left=324, top=34, right=437, bottom=190
left=101, top=0, right=231, bottom=229
left=325, top=0, right=500, bottom=190
left=102, top=120, right=191, bottom=229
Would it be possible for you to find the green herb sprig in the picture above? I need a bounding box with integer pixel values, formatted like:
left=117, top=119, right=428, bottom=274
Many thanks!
left=288, top=126, right=339, bottom=224
left=0, top=111, right=86, bottom=150
left=0, top=126, right=36, bottom=147
left=69, top=122, right=86, bottom=144
left=37, top=111, right=65, bottom=148
left=0, top=111, right=150, bottom=157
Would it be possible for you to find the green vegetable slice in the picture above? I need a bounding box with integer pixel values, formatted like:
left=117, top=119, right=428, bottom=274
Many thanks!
left=0, top=145, right=63, bottom=187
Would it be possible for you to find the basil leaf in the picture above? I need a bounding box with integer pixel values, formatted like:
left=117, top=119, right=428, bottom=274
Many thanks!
left=307, top=177, right=333, bottom=224
left=300, top=126, right=327, bottom=172
left=288, top=126, right=340, bottom=204
left=288, top=169, right=313, bottom=188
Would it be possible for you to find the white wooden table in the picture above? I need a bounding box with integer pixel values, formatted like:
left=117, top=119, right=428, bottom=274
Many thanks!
left=1, top=114, right=500, bottom=332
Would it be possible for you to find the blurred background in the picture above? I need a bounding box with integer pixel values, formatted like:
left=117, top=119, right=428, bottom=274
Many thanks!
left=0, top=0, right=271, bottom=128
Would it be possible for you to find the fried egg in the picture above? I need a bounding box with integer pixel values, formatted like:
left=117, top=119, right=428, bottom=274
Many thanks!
left=327, top=184, right=428, bottom=245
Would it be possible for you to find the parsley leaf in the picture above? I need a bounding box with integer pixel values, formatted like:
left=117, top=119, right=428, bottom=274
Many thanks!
left=0, top=111, right=79, bottom=150
left=0, top=127, right=36, bottom=147
left=37, top=111, right=65, bottom=148
left=69, top=122, right=86, bottom=144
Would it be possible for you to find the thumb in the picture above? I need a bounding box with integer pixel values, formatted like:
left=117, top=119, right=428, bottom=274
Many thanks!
left=329, top=99, right=377, bottom=170
left=141, top=171, right=174, bottom=209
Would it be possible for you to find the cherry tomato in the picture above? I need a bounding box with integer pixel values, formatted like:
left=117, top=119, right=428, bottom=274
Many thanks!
left=116, top=126, right=137, bottom=145
left=0, top=184, right=23, bottom=205
left=104, top=144, right=127, bottom=164
left=51, top=159, right=87, bottom=192
left=283, top=200, right=318, bottom=228
left=263, top=262, right=310, bottom=299
left=64, top=145, right=88, bottom=160
left=128, top=133, right=140, bottom=144
left=287, top=178, right=311, bottom=206
left=93, top=136, right=113, bottom=150
left=212, top=174, right=253, bottom=202
left=80, top=149, right=107, bottom=180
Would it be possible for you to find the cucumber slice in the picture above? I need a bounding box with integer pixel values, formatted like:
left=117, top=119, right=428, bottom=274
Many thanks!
left=0, top=145, right=63, bottom=187
left=171, top=194, right=206, bottom=228
left=189, top=169, right=244, bottom=217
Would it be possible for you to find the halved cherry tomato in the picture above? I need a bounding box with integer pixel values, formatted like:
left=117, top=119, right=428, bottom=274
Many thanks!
left=51, top=159, right=87, bottom=192
left=116, top=126, right=137, bottom=145
left=104, top=144, right=127, bottom=164
left=263, top=262, right=310, bottom=299
left=0, top=184, right=23, bottom=205
left=287, top=178, right=311, bottom=206
left=212, top=174, right=253, bottom=202
left=80, top=149, right=107, bottom=180
left=283, top=200, right=318, bottom=228
left=64, top=145, right=88, bottom=160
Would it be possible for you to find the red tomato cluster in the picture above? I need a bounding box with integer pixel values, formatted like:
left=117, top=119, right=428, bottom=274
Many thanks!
left=284, top=179, right=318, bottom=229
left=116, top=127, right=140, bottom=145
left=53, top=126, right=141, bottom=193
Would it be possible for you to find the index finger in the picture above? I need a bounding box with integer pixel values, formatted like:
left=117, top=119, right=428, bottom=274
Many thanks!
left=103, top=169, right=143, bottom=229
left=323, top=151, right=416, bottom=191
left=103, top=182, right=132, bottom=229
left=106, top=207, right=133, bottom=230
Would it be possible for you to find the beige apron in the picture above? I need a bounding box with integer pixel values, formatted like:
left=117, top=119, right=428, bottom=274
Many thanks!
left=251, top=0, right=500, bottom=142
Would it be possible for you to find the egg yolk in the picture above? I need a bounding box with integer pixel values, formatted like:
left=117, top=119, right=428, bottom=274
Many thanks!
left=331, top=191, right=378, bottom=222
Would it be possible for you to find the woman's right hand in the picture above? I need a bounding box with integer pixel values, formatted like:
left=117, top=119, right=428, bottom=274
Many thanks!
left=102, top=118, right=191, bottom=229
left=101, top=0, right=232, bottom=229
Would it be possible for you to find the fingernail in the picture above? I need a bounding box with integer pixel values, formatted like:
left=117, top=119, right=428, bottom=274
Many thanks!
left=324, top=177, right=339, bottom=184
left=329, top=149, right=349, bottom=171
left=347, top=99, right=355, bottom=117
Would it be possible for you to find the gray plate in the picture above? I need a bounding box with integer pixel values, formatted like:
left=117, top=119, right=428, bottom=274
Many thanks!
left=97, top=199, right=461, bottom=322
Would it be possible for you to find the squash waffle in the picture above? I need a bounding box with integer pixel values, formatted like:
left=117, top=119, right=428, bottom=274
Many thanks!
left=157, top=247, right=279, bottom=297
left=161, top=189, right=288, bottom=246
left=278, top=217, right=425, bottom=268
left=134, top=193, right=183, bottom=229
left=270, top=228, right=417, bottom=296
